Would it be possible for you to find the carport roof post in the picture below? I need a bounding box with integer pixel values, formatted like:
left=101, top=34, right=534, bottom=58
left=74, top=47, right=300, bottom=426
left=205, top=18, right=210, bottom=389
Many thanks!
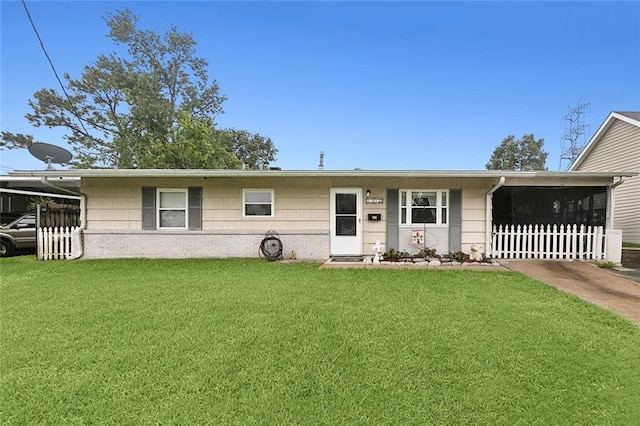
left=486, top=177, right=506, bottom=258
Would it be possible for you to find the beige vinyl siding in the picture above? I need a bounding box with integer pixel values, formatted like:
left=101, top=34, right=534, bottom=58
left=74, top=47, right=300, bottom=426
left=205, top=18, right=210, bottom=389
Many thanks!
left=362, top=187, right=386, bottom=251
left=84, top=177, right=330, bottom=233
left=461, top=187, right=487, bottom=252
left=81, top=177, right=332, bottom=259
left=82, top=177, right=492, bottom=255
left=202, top=186, right=328, bottom=231
left=573, top=120, right=640, bottom=243
left=84, top=183, right=140, bottom=230
left=354, top=178, right=495, bottom=254
left=80, top=175, right=507, bottom=257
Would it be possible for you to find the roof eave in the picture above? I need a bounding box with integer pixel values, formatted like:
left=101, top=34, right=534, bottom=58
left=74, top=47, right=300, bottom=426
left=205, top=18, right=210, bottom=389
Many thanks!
left=8, top=169, right=637, bottom=179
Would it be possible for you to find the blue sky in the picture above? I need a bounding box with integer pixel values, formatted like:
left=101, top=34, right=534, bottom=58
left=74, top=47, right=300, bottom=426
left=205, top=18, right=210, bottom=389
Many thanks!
left=1, top=1, right=639, bottom=173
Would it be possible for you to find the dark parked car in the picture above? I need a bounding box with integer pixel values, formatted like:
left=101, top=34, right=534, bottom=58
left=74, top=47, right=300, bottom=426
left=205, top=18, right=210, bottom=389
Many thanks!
left=0, top=214, right=36, bottom=257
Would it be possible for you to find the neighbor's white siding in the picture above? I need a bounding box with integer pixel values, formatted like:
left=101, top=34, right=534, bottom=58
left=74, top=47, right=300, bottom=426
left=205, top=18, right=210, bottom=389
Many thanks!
left=573, top=119, right=640, bottom=243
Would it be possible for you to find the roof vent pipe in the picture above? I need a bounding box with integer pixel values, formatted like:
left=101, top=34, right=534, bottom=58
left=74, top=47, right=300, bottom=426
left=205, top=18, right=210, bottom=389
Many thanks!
left=319, top=151, right=324, bottom=170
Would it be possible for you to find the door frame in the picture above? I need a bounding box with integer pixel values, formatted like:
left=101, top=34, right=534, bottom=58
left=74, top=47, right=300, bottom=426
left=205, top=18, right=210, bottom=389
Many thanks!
left=329, top=187, right=363, bottom=256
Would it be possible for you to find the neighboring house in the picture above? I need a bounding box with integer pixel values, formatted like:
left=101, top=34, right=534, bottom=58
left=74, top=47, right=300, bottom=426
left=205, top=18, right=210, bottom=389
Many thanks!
left=10, top=169, right=635, bottom=260
left=570, top=112, right=640, bottom=243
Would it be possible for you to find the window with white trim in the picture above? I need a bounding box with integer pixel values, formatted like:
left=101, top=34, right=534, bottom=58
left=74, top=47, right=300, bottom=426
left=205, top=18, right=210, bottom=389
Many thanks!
left=157, top=189, right=188, bottom=228
left=243, top=189, right=274, bottom=217
left=400, top=190, right=448, bottom=226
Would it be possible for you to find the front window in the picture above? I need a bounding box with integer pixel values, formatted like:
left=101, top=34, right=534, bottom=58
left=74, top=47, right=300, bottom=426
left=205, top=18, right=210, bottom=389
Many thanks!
left=158, top=189, right=187, bottom=228
left=243, top=190, right=274, bottom=217
left=400, top=190, right=448, bottom=226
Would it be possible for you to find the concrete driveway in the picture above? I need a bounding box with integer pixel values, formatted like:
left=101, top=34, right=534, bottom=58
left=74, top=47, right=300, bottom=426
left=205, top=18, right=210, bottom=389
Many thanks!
left=499, top=260, right=640, bottom=325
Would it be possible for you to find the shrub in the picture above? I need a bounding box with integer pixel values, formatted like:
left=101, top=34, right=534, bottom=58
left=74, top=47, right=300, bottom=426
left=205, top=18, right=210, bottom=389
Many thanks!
left=594, top=261, right=616, bottom=269
left=419, top=247, right=438, bottom=258
left=451, top=251, right=470, bottom=263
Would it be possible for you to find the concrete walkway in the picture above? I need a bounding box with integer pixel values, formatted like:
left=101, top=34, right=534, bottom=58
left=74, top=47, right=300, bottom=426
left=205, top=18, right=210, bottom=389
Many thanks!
left=500, top=260, right=640, bottom=325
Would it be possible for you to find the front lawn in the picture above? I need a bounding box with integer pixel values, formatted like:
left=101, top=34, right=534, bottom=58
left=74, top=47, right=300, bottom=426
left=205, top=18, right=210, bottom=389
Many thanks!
left=2, top=257, right=639, bottom=424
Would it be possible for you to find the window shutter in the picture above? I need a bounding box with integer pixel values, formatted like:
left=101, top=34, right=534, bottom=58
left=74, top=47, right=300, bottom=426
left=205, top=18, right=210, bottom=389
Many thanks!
left=188, top=187, right=202, bottom=230
left=386, top=189, right=399, bottom=251
left=142, top=187, right=156, bottom=230
left=448, top=189, right=462, bottom=252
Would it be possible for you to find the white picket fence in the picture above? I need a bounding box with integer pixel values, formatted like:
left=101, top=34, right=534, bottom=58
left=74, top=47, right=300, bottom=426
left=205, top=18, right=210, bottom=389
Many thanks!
left=37, top=226, right=82, bottom=260
left=492, top=224, right=605, bottom=260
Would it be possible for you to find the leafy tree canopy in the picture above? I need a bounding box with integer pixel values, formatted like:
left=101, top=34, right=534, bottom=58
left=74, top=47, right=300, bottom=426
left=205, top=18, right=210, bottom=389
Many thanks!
left=1, top=8, right=277, bottom=169
left=485, top=134, right=548, bottom=171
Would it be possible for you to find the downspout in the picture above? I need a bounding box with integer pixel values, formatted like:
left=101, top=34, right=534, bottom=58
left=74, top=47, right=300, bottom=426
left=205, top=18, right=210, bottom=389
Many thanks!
left=606, top=176, right=625, bottom=230
left=39, top=176, right=86, bottom=259
left=486, top=177, right=506, bottom=258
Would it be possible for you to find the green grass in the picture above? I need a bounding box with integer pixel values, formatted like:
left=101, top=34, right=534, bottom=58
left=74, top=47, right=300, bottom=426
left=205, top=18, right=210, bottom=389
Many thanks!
left=623, top=242, right=640, bottom=248
left=2, top=257, right=640, bottom=424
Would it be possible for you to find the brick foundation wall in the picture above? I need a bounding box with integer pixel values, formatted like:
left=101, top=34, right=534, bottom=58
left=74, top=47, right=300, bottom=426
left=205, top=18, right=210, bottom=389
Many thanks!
left=82, top=230, right=330, bottom=260
left=622, top=248, right=640, bottom=268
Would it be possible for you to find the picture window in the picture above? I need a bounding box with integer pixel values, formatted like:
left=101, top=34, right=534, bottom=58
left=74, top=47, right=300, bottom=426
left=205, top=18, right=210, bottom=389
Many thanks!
left=400, top=190, right=448, bottom=226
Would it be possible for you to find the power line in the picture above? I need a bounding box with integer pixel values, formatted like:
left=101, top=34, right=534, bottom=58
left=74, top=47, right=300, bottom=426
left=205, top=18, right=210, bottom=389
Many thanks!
left=20, top=0, right=92, bottom=139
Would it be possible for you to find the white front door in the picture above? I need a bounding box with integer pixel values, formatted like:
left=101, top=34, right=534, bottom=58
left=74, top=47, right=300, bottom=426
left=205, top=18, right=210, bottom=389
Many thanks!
left=330, top=188, right=363, bottom=256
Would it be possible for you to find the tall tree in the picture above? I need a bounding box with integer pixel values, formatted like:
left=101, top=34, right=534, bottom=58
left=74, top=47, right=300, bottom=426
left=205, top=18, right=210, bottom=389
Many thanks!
left=486, top=134, right=548, bottom=171
left=1, top=8, right=276, bottom=169
left=220, top=129, right=278, bottom=170
left=119, top=111, right=243, bottom=169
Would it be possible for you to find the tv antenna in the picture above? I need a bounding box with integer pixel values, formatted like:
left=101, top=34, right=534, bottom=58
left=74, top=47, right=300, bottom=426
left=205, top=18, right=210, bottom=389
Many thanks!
left=28, top=142, right=73, bottom=170
left=559, top=100, right=590, bottom=170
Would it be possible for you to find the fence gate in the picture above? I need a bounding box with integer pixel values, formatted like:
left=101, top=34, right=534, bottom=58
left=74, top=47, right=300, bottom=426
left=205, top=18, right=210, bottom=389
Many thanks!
left=37, top=204, right=82, bottom=260
left=492, top=224, right=605, bottom=260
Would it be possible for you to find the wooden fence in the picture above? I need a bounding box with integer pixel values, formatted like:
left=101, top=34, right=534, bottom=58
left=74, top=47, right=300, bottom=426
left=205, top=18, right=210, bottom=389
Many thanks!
left=38, top=204, right=80, bottom=228
left=492, top=224, right=605, bottom=260
left=37, top=226, right=82, bottom=260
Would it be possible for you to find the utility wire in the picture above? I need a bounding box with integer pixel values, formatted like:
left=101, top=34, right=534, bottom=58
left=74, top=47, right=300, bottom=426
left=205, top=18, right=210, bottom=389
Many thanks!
left=21, top=0, right=92, bottom=139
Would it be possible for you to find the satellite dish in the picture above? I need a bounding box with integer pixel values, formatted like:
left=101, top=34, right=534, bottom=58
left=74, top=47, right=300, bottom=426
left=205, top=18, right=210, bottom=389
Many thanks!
left=28, top=143, right=73, bottom=170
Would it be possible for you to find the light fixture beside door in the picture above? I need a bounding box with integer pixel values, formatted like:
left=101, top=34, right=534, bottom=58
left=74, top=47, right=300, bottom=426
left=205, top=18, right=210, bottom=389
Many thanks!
left=365, top=189, right=383, bottom=204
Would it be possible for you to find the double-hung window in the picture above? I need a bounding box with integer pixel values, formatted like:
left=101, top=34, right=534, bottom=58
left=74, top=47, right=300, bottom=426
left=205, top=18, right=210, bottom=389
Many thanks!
left=157, top=189, right=188, bottom=228
left=400, top=190, right=448, bottom=226
left=243, top=190, right=274, bottom=217
left=142, top=187, right=201, bottom=230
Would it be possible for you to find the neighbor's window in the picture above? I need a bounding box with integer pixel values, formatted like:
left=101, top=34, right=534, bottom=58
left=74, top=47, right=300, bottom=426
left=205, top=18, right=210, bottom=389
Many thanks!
left=243, top=190, right=274, bottom=217
left=400, top=190, right=448, bottom=226
left=157, top=189, right=188, bottom=228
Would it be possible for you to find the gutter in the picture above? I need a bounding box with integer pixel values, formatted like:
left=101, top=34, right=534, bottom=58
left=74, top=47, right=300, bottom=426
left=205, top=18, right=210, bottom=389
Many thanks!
left=609, top=176, right=625, bottom=190
left=0, top=188, right=81, bottom=201
left=39, top=177, right=86, bottom=260
left=486, top=177, right=506, bottom=258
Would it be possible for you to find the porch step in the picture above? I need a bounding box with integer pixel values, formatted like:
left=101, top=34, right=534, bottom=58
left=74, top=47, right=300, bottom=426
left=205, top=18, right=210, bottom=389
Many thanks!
left=329, top=256, right=365, bottom=263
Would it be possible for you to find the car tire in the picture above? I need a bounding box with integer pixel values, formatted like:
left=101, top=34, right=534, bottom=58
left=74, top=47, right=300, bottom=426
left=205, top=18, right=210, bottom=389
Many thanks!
left=0, top=240, right=14, bottom=257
